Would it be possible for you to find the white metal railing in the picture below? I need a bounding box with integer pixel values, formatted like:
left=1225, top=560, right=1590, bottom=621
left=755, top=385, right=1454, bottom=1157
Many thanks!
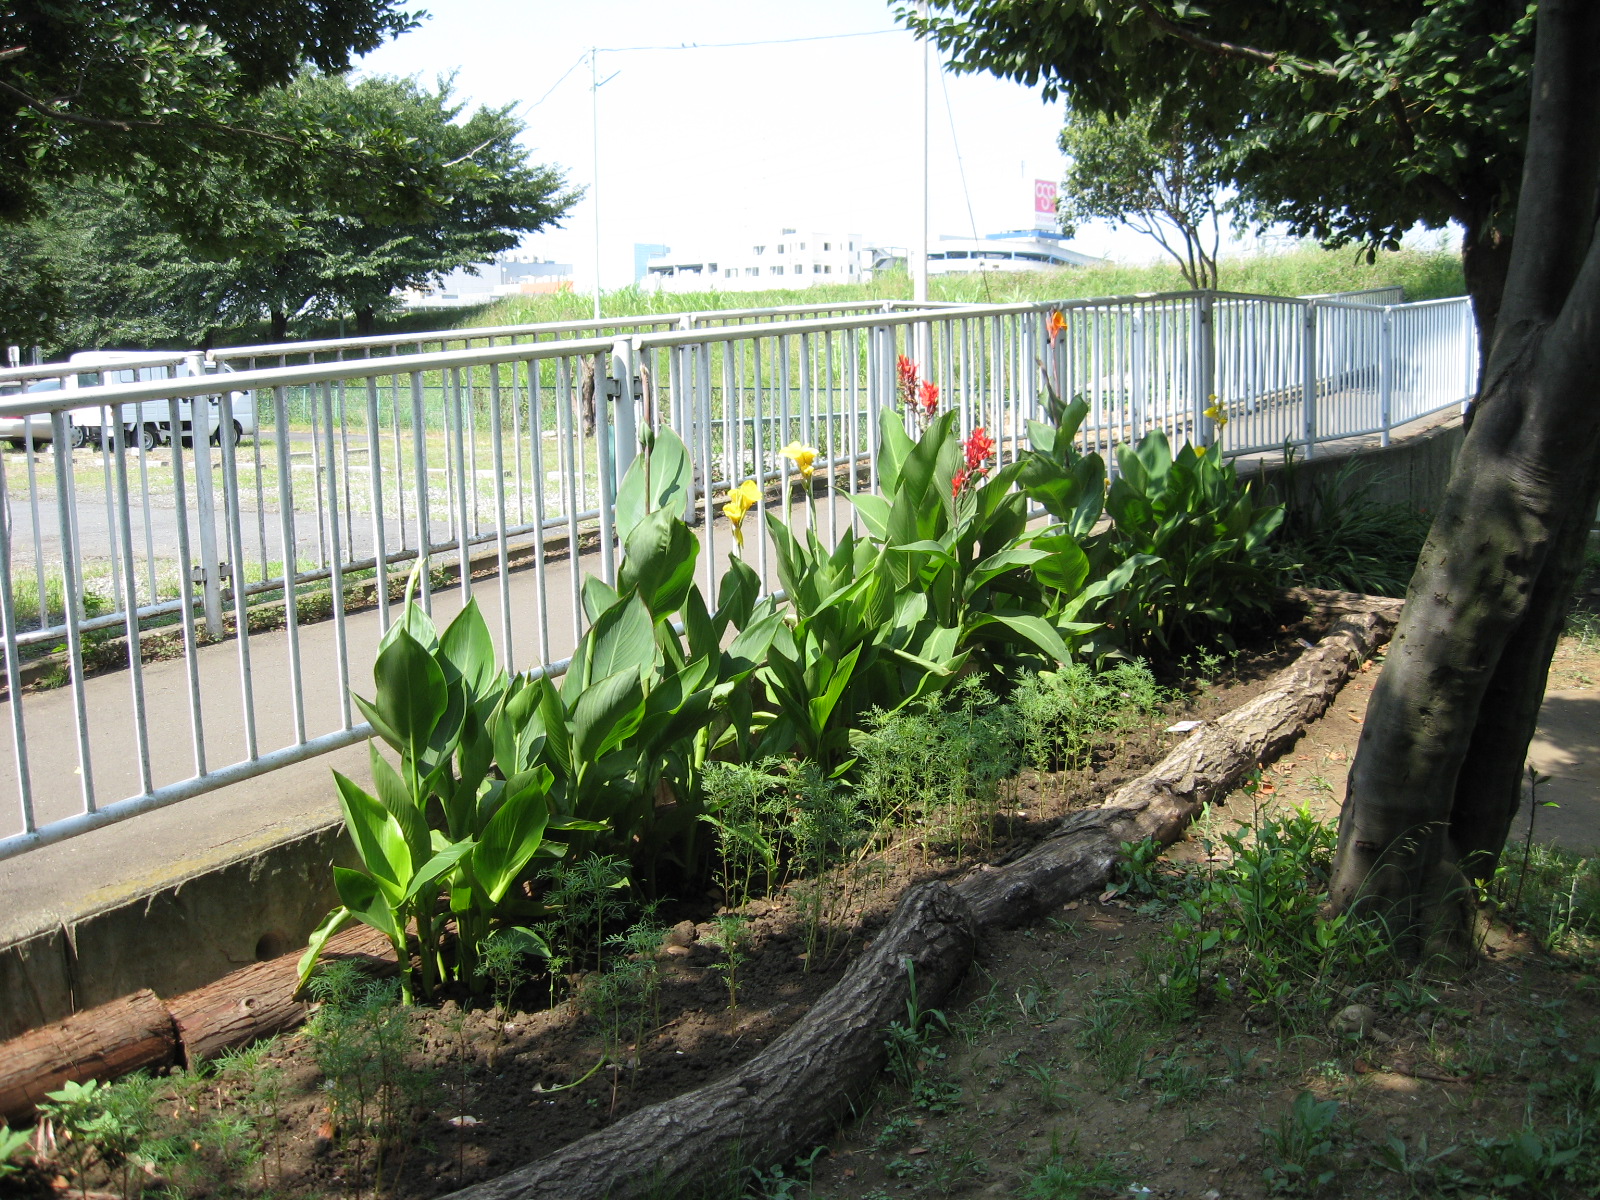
left=0, top=289, right=1476, bottom=858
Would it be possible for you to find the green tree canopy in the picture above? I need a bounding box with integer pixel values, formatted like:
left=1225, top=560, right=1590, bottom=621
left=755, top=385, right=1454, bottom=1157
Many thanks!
left=8, top=72, right=579, bottom=349
left=903, top=1, right=1535, bottom=339
left=1058, top=99, right=1236, bottom=290
left=0, top=0, right=417, bottom=222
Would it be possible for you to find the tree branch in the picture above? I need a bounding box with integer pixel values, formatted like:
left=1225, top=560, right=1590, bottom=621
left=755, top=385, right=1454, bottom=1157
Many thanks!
left=1125, top=0, right=1334, bottom=75
left=0, top=76, right=298, bottom=145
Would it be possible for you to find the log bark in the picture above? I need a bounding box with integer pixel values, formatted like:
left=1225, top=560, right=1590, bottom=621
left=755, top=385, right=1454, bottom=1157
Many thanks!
left=957, top=608, right=1392, bottom=929
left=444, top=606, right=1396, bottom=1200
left=442, top=882, right=977, bottom=1200
left=169, top=923, right=395, bottom=1064
left=0, top=990, right=176, bottom=1122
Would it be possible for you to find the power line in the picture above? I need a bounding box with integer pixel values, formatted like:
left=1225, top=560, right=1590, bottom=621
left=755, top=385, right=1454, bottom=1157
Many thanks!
left=596, top=28, right=901, bottom=53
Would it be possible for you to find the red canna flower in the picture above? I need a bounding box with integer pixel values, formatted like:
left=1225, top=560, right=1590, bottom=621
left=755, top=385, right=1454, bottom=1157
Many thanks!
left=896, top=354, right=920, bottom=407
left=951, top=468, right=969, bottom=497
left=917, top=379, right=940, bottom=419
left=964, top=425, right=995, bottom=472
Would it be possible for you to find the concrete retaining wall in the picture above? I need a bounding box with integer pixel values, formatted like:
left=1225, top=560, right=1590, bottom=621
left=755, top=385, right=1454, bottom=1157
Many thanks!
left=1244, top=417, right=1465, bottom=515
left=0, top=819, right=355, bottom=1041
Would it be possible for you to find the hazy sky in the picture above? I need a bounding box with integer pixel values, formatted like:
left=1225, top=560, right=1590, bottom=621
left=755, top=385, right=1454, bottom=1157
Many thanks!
left=354, top=0, right=1162, bottom=290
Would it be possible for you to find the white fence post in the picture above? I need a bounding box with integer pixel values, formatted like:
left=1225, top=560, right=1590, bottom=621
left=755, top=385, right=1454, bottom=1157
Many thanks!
left=1379, top=308, right=1394, bottom=447
left=1301, top=301, right=1319, bottom=459
left=1195, top=292, right=1216, bottom=447
left=184, top=354, right=224, bottom=638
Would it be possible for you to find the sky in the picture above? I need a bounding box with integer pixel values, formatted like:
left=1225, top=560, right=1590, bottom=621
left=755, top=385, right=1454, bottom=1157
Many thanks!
left=352, top=0, right=1167, bottom=291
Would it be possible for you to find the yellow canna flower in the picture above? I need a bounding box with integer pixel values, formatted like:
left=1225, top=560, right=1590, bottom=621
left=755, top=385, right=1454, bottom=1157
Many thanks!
left=779, top=440, right=819, bottom=479
left=722, top=479, right=761, bottom=547
left=1203, top=395, right=1229, bottom=428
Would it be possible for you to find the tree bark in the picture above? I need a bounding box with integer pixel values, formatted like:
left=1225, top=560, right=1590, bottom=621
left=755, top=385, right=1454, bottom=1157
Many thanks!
left=1330, top=0, right=1600, bottom=962
left=356, top=306, right=376, bottom=337
left=169, top=924, right=395, bottom=1064
left=269, top=308, right=288, bottom=342
left=444, top=882, right=977, bottom=1200
left=0, top=991, right=176, bottom=1122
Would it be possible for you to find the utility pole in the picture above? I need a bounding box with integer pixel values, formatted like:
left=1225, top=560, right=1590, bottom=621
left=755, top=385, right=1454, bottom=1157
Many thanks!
left=591, top=47, right=603, bottom=322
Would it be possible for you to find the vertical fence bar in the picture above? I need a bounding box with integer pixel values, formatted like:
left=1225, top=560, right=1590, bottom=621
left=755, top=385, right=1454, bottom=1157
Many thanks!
left=273, top=387, right=306, bottom=744
left=50, top=413, right=95, bottom=812
left=1302, top=301, right=1319, bottom=457
left=216, top=392, right=258, bottom=761
left=166, top=399, right=207, bottom=776
left=0, top=448, right=35, bottom=833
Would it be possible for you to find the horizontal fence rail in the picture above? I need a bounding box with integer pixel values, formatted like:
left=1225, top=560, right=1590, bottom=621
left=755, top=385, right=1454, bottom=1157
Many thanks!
left=0, top=289, right=1476, bottom=859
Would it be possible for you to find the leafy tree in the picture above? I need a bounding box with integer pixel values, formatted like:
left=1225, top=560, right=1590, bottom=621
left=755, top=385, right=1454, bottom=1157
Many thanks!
left=904, top=0, right=1600, bottom=963
left=1057, top=99, right=1234, bottom=290
left=904, top=1, right=1533, bottom=349
left=0, top=0, right=416, bottom=222
left=6, top=73, right=578, bottom=348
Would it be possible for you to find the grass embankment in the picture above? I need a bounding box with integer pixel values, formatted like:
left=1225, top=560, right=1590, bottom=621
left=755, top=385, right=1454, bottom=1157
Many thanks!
left=206, top=245, right=1465, bottom=348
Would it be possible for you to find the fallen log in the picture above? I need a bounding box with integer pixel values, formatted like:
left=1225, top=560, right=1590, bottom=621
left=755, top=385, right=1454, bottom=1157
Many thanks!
left=170, top=923, right=395, bottom=1064
left=0, top=923, right=395, bottom=1122
left=443, top=605, right=1396, bottom=1200
left=448, top=882, right=976, bottom=1200
left=0, top=990, right=177, bottom=1123
left=957, top=608, right=1390, bottom=928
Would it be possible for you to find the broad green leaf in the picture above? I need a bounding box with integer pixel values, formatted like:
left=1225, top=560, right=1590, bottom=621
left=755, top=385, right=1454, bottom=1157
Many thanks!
left=333, top=771, right=411, bottom=905
left=571, top=668, right=646, bottom=764
left=584, top=594, right=656, bottom=689
left=372, top=627, right=447, bottom=765
left=619, top=506, right=699, bottom=617
left=333, top=867, right=404, bottom=942
left=438, top=598, right=497, bottom=698
left=847, top=492, right=893, bottom=540
left=296, top=907, right=354, bottom=993
left=471, top=774, right=555, bottom=904
left=614, top=427, right=692, bottom=543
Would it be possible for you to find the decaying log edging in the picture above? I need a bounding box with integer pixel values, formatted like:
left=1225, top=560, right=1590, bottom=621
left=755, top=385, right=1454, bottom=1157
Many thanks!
left=0, top=990, right=177, bottom=1123
left=445, top=604, right=1397, bottom=1199
left=0, top=924, right=393, bottom=1122
left=449, top=883, right=976, bottom=1200
left=168, top=924, right=395, bottom=1064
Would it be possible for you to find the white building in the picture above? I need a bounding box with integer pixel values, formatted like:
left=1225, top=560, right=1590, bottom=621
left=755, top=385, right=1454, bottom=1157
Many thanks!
left=639, top=229, right=872, bottom=294
left=920, top=232, right=1103, bottom=276
left=399, top=251, right=574, bottom=308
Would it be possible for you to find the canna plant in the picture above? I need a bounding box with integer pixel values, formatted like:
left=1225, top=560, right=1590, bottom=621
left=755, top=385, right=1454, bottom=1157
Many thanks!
left=1097, top=428, right=1284, bottom=654
left=851, top=407, right=1099, bottom=669
left=299, top=589, right=604, bottom=1002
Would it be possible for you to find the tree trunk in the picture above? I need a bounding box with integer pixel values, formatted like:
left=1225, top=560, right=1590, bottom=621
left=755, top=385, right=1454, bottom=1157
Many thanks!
left=1460, top=218, right=1514, bottom=387
left=0, top=991, right=176, bottom=1122
left=270, top=308, right=289, bottom=342
left=356, top=306, right=376, bottom=337
left=1330, top=0, right=1600, bottom=963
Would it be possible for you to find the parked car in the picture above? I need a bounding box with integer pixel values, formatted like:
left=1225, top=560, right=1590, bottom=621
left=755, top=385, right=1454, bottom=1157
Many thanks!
left=0, top=378, right=96, bottom=448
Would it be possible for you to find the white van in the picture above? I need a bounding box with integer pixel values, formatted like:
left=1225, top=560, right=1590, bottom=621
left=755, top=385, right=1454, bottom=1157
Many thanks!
left=0, top=353, right=257, bottom=450
left=73, top=352, right=258, bottom=450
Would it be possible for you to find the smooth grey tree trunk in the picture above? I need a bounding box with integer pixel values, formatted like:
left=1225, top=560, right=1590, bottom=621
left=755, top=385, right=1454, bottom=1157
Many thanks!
left=1329, top=0, right=1600, bottom=962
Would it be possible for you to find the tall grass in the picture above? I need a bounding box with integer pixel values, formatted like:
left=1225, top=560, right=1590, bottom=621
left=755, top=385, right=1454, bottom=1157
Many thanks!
left=458, top=245, right=1465, bottom=333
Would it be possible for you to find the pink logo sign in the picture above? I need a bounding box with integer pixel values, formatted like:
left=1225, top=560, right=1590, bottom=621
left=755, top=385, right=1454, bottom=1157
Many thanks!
left=1034, top=180, right=1058, bottom=214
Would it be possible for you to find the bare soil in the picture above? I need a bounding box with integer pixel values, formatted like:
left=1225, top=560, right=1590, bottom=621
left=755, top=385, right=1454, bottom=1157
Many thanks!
left=11, top=613, right=1599, bottom=1200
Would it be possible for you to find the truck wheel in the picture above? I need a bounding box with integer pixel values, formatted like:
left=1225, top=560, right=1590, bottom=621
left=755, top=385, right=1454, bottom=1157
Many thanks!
left=136, top=423, right=161, bottom=452
left=67, top=424, right=90, bottom=450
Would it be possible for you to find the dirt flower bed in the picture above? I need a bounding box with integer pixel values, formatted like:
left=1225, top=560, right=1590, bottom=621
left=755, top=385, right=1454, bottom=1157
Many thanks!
left=2, top=618, right=1322, bottom=1200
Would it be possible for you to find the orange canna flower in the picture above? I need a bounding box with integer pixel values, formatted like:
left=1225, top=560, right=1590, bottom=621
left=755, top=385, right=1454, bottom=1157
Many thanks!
left=1046, top=309, right=1067, bottom=345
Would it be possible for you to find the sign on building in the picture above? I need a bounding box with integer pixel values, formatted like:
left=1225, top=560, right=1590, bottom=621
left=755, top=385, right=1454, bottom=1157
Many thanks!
left=1034, top=179, right=1058, bottom=231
